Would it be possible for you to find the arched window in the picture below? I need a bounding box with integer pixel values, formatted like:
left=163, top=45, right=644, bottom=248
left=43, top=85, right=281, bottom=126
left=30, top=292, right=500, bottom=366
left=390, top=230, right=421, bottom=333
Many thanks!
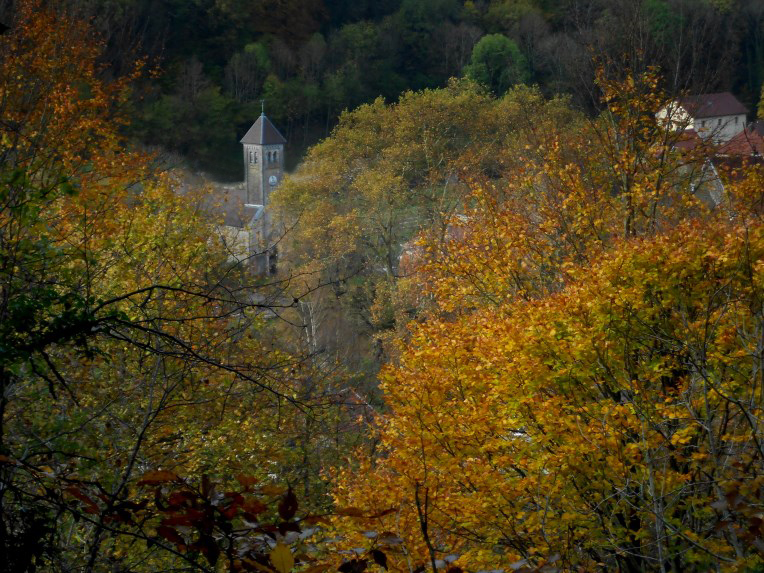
left=249, top=149, right=257, bottom=164
left=273, top=150, right=278, bottom=164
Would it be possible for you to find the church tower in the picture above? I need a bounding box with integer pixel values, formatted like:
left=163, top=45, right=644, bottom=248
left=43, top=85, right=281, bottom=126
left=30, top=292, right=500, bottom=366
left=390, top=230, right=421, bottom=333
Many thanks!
left=240, top=111, right=286, bottom=273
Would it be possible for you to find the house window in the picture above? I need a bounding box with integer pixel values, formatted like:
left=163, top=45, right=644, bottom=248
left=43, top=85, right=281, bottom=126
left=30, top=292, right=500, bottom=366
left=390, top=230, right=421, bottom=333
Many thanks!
left=701, top=120, right=706, bottom=128
left=735, top=116, right=739, bottom=124
left=248, top=149, right=256, bottom=164
left=717, top=118, right=721, bottom=126
left=273, top=151, right=278, bottom=164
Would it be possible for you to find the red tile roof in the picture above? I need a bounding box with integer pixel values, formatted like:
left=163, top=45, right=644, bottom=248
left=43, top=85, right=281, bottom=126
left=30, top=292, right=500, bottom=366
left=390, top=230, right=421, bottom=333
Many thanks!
left=679, top=92, right=748, bottom=118
left=672, top=128, right=702, bottom=151
left=718, top=122, right=764, bottom=157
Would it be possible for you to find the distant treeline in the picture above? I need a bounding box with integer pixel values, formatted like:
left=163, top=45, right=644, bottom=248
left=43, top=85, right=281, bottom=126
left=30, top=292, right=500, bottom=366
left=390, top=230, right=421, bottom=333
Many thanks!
left=58, top=0, right=764, bottom=179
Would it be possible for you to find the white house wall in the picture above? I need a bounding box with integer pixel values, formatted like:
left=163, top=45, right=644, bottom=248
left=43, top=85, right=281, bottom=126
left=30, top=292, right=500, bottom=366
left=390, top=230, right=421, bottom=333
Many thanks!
left=656, top=104, right=693, bottom=131
left=694, top=114, right=746, bottom=143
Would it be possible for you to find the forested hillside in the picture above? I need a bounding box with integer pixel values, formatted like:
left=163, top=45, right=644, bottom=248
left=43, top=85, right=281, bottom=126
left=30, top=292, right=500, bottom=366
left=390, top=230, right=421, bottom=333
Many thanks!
left=4, top=0, right=764, bottom=572
left=29, top=0, right=764, bottom=178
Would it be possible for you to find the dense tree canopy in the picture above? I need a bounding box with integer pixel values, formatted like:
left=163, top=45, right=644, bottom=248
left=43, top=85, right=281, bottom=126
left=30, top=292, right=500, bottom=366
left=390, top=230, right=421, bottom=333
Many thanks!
left=271, top=80, right=577, bottom=387
left=334, top=213, right=764, bottom=571
left=38, top=0, right=764, bottom=178
left=327, top=70, right=764, bottom=572
left=0, top=3, right=356, bottom=570
left=4, top=1, right=764, bottom=572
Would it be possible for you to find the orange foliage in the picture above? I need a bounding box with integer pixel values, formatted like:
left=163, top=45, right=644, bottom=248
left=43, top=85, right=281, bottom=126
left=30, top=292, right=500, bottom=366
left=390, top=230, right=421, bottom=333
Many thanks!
left=333, top=70, right=764, bottom=572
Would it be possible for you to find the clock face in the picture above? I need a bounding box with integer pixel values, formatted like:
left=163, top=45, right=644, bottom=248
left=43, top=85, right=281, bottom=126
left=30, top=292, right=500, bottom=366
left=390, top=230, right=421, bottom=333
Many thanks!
left=268, top=175, right=278, bottom=186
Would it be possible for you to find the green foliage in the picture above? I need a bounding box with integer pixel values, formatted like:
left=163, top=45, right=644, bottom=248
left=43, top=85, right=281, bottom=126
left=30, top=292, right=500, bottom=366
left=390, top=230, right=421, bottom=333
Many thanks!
left=395, top=0, right=461, bottom=88
left=397, top=0, right=460, bottom=24
left=644, top=0, right=681, bottom=45
left=9, top=1, right=764, bottom=570
left=485, top=0, right=539, bottom=32
left=464, top=33, right=529, bottom=95
left=135, top=85, right=238, bottom=177
left=59, top=0, right=761, bottom=177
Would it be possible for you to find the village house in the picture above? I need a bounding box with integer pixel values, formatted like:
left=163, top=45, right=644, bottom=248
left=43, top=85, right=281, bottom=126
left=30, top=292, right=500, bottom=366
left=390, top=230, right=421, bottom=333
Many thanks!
left=655, top=91, right=764, bottom=207
left=657, top=92, right=748, bottom=144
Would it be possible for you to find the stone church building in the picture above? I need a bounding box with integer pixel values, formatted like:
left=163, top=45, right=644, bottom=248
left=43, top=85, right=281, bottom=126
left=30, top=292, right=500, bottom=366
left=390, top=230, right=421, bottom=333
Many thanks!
left=218, top=112, right=286, bottom=274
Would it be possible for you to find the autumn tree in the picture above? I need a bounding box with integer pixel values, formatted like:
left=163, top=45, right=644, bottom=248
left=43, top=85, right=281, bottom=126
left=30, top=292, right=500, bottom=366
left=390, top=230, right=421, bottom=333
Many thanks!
left=414, top=68, right=714, bottom=314
left=329, top=70, right=764, bottom=572
left=271, top=80, right=574, bottom=389
left=0, top=2, right=346, bottom=570
left=334, top=212, right=764, bottom=571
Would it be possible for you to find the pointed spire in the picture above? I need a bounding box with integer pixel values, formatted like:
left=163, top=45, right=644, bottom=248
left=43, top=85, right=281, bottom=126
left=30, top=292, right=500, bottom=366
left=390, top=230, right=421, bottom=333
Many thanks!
left=240, top=110, right=287, bottom=145
left=261, top=105, right=266, bottom=143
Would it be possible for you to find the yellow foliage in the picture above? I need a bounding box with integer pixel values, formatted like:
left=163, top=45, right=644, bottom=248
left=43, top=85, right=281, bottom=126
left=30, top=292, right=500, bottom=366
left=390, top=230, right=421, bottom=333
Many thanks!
left=331, top=68, right=764, bottom=571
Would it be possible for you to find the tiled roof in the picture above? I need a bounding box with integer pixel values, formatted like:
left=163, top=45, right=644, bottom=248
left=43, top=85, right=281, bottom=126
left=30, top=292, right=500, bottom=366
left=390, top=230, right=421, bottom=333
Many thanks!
left=202, top=183, right=263, bottom=228
left=673, top=128, right=702, bottom=151
left=240, top=113, right=287, bottom=145
left=224, top=202, right=263, bottom=228
left=679, top=92, right=748, bottom=118
left=718, top=123, right=764, bottom=157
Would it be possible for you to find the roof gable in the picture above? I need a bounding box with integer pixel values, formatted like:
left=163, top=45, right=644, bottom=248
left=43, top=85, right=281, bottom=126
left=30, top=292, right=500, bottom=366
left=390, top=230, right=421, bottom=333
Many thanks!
left=240, top=113, right=287, bottom=145
left=679, top=92, right=748, bottom=118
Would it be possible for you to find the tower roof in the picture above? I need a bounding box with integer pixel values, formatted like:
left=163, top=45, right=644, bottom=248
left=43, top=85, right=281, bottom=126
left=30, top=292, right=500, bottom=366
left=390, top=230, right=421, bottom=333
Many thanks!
left=240, top=113, right=287, bottom=145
